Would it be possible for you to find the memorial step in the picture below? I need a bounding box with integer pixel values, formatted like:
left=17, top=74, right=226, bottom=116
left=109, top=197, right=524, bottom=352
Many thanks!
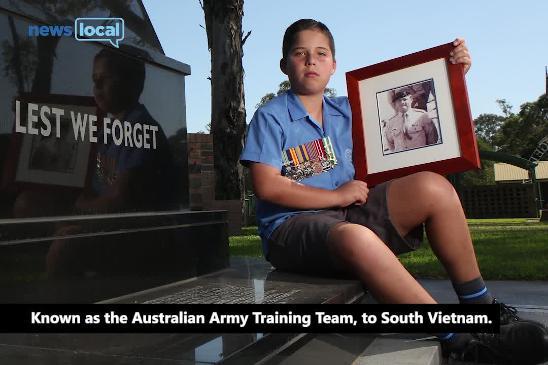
left=353, top=336, right=441, bottom=365
left=0, top=257, right=366, bottom=364
left=101, top=257, right=365, bottom=305
left=254, top=333, right=441, bottom=365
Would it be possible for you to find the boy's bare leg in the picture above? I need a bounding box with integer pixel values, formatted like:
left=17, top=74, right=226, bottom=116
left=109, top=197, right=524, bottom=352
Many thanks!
left=327, top=223, right=436, bottom=303
left=327, top=171, right=479, bottom=303
left=387, top=171, right=481, bottom=284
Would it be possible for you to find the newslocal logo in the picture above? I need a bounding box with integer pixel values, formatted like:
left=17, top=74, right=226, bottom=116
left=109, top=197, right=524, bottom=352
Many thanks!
left=28, top=18, right=124, bottom=48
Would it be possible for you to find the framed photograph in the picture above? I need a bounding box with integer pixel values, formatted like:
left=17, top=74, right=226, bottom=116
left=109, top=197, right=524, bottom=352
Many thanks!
left=6, top=94, right=97, bottom=189
left=346, top=42, right=480, bottom=186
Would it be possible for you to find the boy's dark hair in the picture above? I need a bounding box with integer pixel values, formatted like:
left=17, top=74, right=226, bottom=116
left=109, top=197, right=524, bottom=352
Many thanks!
left=282, top=19, right=335, bottom=60
left=94, top=45, right=149, bottom=98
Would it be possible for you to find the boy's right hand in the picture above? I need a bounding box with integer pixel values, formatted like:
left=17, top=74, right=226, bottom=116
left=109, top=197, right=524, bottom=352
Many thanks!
left=335, top=180, right=369, bottom=207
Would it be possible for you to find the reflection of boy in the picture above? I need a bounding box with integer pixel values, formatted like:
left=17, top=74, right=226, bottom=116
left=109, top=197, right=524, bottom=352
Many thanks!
left=92, top=106, right=160, bottom=186
left=384, top=89, right=438, bottom=152
left=47, top=47, right=176, bottom=276
left=76, top=47, right=174, bottom=213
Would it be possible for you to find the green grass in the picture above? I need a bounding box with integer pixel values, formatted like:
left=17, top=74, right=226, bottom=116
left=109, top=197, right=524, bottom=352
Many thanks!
left=229, top=219, right=548, bottom=280
left=466, top=218, right=532, bottom=225
left=229, top=234, right=263, bottom=257
left=228, top=225, right=264, bottom=257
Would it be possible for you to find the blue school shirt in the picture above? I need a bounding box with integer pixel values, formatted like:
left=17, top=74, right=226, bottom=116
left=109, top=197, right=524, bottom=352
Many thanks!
left=240, top=90, right=355, bottom=256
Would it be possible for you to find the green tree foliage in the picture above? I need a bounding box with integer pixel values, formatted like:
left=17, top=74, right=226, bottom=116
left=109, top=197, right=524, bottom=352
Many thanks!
left=496, top=98, right=515, bottom=118
left=256, top=80, right=336, bottom=108
left=473, top=95, right=548, bottom=161
left=493, top=94, right=548, bottom=159
left=474, top=113, right=505, bottom=147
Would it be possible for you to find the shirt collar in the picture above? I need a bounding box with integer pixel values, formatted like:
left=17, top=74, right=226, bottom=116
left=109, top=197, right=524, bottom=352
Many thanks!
left=286, top=89, right=342, bottom=123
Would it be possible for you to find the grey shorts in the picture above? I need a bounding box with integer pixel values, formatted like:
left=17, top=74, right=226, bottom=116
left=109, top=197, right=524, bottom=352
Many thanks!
left=267, top=181, right=423, bottom=277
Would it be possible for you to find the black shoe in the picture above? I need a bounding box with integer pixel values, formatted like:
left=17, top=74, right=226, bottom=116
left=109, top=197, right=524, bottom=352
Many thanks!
left=445, top=321, right=548, bottom=364
left=493, top=298, right=520, bottom=325
left=494, top=298, right=548, bottom=329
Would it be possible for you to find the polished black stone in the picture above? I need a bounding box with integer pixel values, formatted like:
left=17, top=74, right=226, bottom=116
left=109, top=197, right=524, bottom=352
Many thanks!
left=103, top=257, right=364, bottom=305
left=0, top=7, right=191, bottom=219
left=0, top=1, right=232, bottom=304
left=0, top=210, right=229, bottom=303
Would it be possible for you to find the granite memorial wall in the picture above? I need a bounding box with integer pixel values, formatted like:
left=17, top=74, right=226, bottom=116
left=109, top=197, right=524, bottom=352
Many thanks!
left=0, top=0, right=229, bottom=302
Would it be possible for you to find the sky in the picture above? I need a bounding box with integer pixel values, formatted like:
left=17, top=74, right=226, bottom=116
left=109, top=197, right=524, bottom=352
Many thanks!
left=142, top=0, right=548, bottom=133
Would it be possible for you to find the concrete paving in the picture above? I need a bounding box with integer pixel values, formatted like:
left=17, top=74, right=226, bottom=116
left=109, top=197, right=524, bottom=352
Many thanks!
left=422, top=279, right=548, bottom=364
left=325, top=278, right=548, bottom=365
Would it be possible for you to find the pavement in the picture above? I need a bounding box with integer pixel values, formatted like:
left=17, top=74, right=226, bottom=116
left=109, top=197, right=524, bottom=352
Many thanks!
left=352, top=279, right=548, bottom=365
left=419, top=279, right=548, bottom=327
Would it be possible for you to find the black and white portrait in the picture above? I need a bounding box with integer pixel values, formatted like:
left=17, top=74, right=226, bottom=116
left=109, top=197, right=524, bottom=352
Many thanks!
left=29, top=118, right=78, bottom=173
left=377, top=79, right=442, bottom=155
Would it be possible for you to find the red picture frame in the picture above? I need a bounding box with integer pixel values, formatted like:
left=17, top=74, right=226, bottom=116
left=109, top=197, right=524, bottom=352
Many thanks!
left=346, top=42, right=480, bottom=186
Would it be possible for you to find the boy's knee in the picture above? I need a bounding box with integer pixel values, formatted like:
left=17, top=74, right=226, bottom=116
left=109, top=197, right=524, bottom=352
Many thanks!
left=409, top=171, right=458, bottom=204
left=329, top=222, right=367, bottom=240
left=327, top=223, right=378, bottom=253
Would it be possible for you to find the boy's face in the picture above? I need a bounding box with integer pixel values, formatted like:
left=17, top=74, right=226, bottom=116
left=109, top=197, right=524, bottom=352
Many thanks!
left=281, top=29, right=336, bottom=96
left=92, top=57, right=131, bottom=114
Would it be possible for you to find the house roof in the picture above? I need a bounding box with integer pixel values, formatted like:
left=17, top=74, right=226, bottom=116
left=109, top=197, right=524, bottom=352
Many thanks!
left=494, top=161, right=548, bottom=182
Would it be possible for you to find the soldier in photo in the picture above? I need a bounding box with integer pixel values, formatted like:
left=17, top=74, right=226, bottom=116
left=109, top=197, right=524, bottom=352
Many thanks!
left=384, top=88, right=439, bottom=153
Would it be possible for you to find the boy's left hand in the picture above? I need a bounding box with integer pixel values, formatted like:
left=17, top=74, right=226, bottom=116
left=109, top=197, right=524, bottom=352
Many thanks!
left=450, top=38, right=472, bottom=74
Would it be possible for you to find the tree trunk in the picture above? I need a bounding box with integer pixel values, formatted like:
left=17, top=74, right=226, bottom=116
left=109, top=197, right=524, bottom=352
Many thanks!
left=7, top=16, right=25, bottom=93
left=202, top=0, right=246, bottom=200
left=31, top=36, right=60, bottom=94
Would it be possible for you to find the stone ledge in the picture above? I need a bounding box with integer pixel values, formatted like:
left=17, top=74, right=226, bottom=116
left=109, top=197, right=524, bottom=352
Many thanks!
left=354, top=337, right=440, bottom=365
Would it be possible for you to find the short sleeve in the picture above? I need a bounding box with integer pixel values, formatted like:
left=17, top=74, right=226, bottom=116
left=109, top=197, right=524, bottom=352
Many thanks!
left=240, top=109, right=284, bottom=170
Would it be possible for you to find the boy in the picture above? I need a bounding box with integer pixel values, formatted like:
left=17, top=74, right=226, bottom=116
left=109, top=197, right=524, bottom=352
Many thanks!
left=240, top=19, right=548, bottom=363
